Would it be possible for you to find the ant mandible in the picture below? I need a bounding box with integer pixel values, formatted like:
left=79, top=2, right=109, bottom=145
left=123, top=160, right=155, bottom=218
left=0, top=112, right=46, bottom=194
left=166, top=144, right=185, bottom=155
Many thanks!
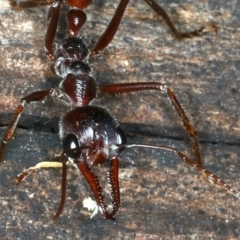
left=1, top=0, right=236, bottom=221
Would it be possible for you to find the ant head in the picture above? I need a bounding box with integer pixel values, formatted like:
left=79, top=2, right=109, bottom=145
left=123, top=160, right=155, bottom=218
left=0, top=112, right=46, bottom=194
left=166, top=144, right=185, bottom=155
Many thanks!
left=59, top=107, right=128, bottom=163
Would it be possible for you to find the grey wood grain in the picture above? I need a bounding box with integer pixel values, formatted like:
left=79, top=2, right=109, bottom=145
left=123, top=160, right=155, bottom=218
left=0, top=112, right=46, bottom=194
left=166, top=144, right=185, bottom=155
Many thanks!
left=0, top=0, right=240, bottom=239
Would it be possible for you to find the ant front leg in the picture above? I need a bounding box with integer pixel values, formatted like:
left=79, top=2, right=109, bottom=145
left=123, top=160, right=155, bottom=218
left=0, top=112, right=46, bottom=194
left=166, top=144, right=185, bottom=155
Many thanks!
left=0, top=89, right=52, bottom=162
left=98, top=82, right=202, bottom=166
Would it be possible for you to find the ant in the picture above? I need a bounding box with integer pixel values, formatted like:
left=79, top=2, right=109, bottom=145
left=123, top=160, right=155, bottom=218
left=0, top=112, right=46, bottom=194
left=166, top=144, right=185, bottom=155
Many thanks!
left=1, top=0, right=237, bottom=222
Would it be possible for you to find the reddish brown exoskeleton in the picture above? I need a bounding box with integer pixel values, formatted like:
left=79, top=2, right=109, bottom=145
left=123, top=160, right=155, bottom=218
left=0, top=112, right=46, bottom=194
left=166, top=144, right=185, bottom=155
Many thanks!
left=1, top=0, right=235, bottom=222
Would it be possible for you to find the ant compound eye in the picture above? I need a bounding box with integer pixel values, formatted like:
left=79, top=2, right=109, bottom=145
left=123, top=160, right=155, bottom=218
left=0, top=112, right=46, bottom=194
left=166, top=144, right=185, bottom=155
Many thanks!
left=116, top=127, right=127, bottom=145
left=63, top=133, right=81, bottom=159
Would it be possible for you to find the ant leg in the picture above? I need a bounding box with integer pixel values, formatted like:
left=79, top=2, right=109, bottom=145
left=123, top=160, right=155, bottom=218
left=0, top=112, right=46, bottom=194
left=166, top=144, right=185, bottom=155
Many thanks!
left=143, top=0, right=217, bottom=39
left=98, top=82, right=166, bottom=93
left=76, top=160, right=116, bottom=220
left=167, top=88, right=201, bottom=166
left=8, top=0, right=54, bottom=9
left=98, top=82, right=201, bottom=166
left=91, top=0, right=130, bottom=56
left=114, top=143, right=240, bottom=199
left=45, top=0, right=63, bottom=61
left=0, top=90, right=52, bottom=162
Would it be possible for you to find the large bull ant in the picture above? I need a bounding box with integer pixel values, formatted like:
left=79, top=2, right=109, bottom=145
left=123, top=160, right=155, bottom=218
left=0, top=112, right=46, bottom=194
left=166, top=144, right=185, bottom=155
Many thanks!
left=1, top=0, right=238, bottom=221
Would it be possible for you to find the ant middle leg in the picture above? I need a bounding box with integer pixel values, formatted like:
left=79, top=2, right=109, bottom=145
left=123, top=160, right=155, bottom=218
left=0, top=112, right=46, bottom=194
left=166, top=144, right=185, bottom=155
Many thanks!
left=0, top=90, right=53, bottom=162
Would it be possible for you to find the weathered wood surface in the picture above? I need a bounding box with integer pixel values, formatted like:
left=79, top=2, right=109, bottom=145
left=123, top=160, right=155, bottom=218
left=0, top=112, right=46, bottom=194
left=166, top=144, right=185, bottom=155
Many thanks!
left=0, top=0, right=240, bottom=239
